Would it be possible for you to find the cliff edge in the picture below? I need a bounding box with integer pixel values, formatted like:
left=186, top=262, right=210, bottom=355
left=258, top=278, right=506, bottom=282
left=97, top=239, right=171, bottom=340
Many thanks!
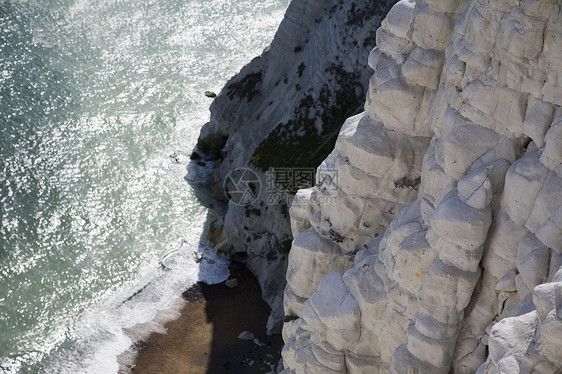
left=282, top=0, right=562, bottom=373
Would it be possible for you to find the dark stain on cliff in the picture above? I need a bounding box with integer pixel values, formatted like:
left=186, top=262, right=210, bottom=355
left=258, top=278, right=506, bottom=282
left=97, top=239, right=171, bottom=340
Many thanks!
left=329, top=229, right=345, bottom=243
left=394, top=176, right=422, bottom=190
left=297, top=62, right=306, bottom=77
left=249, top=65, right=363, bottom=176
left=363, top=35, right=377, bottom=48
left=226, top=72, right=262, bottom=102
left=346, top=1, right=389, bottom=28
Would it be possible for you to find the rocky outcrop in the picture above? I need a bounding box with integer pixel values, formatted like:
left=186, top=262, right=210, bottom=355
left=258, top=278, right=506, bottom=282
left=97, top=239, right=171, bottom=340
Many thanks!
left=197, top=0, right=395, bottom=334
left=282, top=0, right=562, bottom=372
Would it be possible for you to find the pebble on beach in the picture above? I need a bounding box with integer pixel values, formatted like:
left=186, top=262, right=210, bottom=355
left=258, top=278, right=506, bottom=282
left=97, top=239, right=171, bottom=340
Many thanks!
left=225, top=278, right=238, bottom=288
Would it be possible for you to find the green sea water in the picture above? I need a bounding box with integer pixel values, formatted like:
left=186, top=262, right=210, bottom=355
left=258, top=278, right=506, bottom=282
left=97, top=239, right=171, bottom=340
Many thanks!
left=0, top=0, right=288, bottom=372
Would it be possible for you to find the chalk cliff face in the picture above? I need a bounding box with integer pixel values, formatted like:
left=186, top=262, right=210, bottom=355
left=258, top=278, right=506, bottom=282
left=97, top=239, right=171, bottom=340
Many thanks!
left=197, top=0, right=395, bottom=334
left=281, top=0, right=562, bottom=373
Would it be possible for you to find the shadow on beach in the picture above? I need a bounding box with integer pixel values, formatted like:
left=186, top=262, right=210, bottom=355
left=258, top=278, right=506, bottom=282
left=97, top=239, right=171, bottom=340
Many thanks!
left=122, top=156, right=283, bottom=373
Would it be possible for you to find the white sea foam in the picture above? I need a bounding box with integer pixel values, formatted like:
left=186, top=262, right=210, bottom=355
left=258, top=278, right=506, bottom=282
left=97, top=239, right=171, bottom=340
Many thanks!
left=52, top=241, right=229, bottom=374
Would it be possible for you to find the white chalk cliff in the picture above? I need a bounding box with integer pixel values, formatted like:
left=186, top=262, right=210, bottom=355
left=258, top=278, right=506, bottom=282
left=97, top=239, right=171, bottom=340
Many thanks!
left=281, top=0, right=562, bottom=372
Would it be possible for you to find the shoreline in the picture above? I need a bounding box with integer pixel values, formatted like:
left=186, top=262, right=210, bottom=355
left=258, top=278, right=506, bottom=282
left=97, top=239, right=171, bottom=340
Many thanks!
left=118, top=262, right=283, bottom=373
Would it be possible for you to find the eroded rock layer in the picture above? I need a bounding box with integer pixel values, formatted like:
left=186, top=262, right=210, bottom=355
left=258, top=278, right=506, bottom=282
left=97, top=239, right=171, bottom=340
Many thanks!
left=282, top=0, right=562, bottom=372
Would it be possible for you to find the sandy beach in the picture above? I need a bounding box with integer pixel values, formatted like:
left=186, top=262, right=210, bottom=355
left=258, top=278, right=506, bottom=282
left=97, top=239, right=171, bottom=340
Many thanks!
left=118, top=261, right=283, bottom=374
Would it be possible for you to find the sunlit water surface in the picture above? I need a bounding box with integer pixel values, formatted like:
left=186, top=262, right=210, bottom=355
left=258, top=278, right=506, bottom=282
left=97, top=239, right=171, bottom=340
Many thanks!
left=0, top=0, right=289, bottom=372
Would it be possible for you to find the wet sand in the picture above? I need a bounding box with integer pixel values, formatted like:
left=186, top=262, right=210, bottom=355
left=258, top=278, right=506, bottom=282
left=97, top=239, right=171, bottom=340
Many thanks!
left=118, top=262, right=283, bottom=374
